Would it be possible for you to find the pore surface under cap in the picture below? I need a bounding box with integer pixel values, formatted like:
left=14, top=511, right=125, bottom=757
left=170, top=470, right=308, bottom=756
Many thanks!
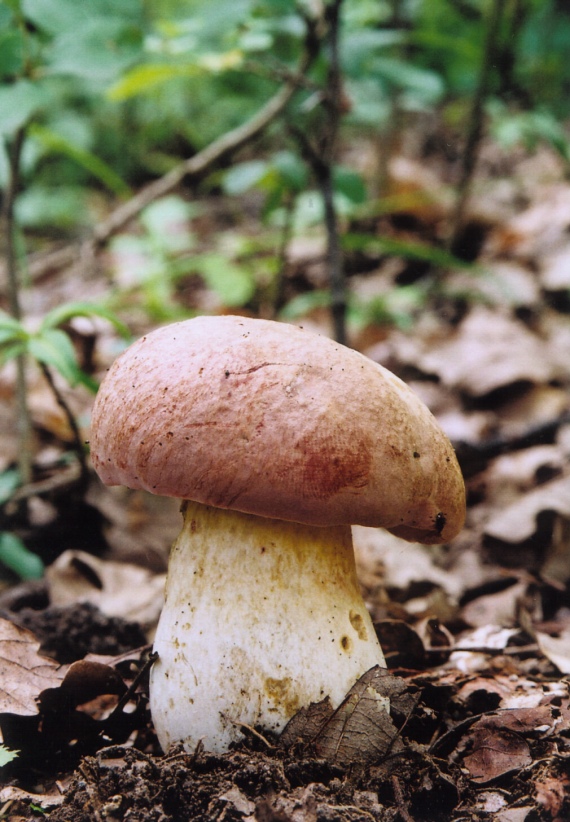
left=90, top=316, right=465, bottom=542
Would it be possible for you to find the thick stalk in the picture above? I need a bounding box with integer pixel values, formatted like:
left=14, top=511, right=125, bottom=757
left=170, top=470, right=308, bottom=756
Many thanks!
left=150, top=500, right=387, bottom=753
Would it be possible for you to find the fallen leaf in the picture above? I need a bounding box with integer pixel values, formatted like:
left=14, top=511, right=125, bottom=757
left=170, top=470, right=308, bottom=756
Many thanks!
left=0, top=618, right=63, bottom=716
left=448, top=261, right=540, bottom=309
left=461, top=581, right=529, bottom=628
left=535, top=628, right=570, bottom=674
left=0, top=785, right=64, bottom=808
left=496, top=808, right=534, bottom=822
left=535, top=774, right=570, bottom=819
left=374, top=620, right=426, bottom=669
left=418, top=307, right=553, bottom=396
left=460, top=718, right=532, bottom=783
left=313, top=667, right=401, bottom=768
left=541, top=247, right=570, bottom=291
left=484, top=473, right=570, bottom=544
left=280, top=667, right=412, bottom=768
left=46, top=549, right=165, bottom=634
left=38, top=659, right=126, bottom=713
left=280, top=697, right=334, bottom=748
left=219, top=787, right=256, bottom=816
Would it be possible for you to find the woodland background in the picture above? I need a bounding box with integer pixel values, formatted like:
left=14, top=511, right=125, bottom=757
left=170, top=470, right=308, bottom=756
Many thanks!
left=1, top=1, right=570, bottom=820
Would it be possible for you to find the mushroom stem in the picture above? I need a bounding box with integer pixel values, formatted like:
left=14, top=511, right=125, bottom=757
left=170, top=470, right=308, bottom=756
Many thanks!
left=150, top=500, right=388, bottom=753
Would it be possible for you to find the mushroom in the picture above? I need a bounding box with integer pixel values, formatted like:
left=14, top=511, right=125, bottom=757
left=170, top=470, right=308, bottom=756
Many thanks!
left=90, top=315, right=465, bottom=753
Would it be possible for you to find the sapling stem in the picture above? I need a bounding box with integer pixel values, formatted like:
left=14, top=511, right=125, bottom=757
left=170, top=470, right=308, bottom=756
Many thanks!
left=2, top=127, right=33, bottom=486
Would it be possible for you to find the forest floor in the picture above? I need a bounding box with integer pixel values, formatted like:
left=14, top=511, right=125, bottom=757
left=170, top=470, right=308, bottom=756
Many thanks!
left=1, top=132, right=570, bottom=821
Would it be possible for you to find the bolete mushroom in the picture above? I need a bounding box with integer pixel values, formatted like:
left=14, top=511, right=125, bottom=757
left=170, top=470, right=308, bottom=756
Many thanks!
left=90, top=315, right=465, bottom=753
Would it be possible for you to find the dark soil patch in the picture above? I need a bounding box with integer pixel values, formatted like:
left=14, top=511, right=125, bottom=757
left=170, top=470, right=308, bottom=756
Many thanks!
left=46, top=742, right=461, bottom=822
left=5, top=601, right=147, bottom=663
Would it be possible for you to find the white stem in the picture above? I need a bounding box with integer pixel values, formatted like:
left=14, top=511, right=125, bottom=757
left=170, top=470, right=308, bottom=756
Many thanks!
left=150, top=500, right=387, bottom=753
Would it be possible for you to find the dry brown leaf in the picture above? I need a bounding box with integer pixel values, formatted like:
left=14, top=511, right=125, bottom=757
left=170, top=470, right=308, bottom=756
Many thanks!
left=535, top=774, right=570, bottom=819
left=0, top=618, right=63, bottom=716
left=86, top=483, right=180, bottom=568
left=38, top=659, right=126, bottom=713
left=46, top=549, right=165, bottom=634
left=460, top=717, right=532, bottom=783
left=498, top=385, right=570, bottom=433
left=540, top=247, right=570, bottom=291
left=418, top=307, right=553, bottom=396
left=0, top=785, right=64, bottom=809
left=281, top=667, right=409, bottom=768
left=497, top=183, right=570, bottom=259
left=535, top=629, right=570, bottom=675
left=542, top=311, right=570, bottom=381
left=484, top=473, right=570, bottom=544
left=353, top=526, right=465, bottom=599
left=312, top=667, right=403, bottom=767
left=496, top=807, right=534, bottom=822
left=447, top=261, right=540, bottom=309
left=461, top=581, right=529, bottom=629
left=449, top=626, right=519, bottom=674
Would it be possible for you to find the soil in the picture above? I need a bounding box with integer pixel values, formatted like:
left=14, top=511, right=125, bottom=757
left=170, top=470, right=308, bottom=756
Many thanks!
left=2, top=601, right=568, bottom=821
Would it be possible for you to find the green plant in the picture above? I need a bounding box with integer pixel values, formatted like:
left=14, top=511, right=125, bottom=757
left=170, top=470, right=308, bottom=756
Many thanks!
left=0, top=302, right=129, bottom=579
left=0, top=302, right=130, bottom=393
left=0, top=744, right=19, bottom=767
left=0, top=469, right=42, bottom=580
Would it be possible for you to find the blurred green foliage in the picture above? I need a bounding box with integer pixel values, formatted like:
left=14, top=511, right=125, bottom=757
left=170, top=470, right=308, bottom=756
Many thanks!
left=2, top=0, right=570, bottom=211
left=1, top=0, right=570, bottom=301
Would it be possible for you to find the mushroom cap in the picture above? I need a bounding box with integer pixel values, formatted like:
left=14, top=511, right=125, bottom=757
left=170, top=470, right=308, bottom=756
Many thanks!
left=90, top=316, right=465, bottom=543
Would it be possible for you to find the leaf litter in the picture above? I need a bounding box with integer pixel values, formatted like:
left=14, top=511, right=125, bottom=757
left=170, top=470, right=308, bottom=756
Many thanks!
left=2, top=144, right=570, bottom=819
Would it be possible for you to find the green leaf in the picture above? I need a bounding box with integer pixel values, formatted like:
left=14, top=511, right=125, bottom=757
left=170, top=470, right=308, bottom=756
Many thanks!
left=193, top=253, right=255, bottom=307
left=280, top=289, right=331, bottom=319
left=28, top=328, right=98, bottom=391
left=40, top=302, right=131, bottom=338
left=0, top=79, right=43, bottom=135
left=223, top=160, right=269, bottom=195
left=343, top=233, right=477, bottom=270
left=0, top=468, right=20, bottom=505
left=107, top=63, right=204, bottom=101
left=0, top=745, right=19, bottom=766
left=21, top=0, right=140, bottom=34
left=371, top=57, right=444, bottom=103
left=0, top=28, right=24, bottom=78
left=0, top=532, right=44, bottom=580
left=0, top=310, right=27, bottom=340
left=0, top=340, right=26, bottom=366
left=47, top=18, right=143, bottom=84
left=15, top=186, right=93, bottom=230
left=140, top=196, right=197, bottom=252
left=272, top=151, right=307, bottom=192
left=29, top=124, right=131, bottom=197
left=333, top=166, right=367, bottom=204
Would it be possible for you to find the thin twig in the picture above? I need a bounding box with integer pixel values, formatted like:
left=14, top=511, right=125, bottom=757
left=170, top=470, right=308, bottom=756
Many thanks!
left=38, top=361, right=89, bottom=488
left=1, top=126, right=33, bottom=486
left=391, top=775, right=416, bottom=822
left=9, top=462, right=81, bottom=503
left=269, top=192, right=295, bottom=317
left=447, top=0, right=508, bottom=250
left=223, top=716, right=276, bottom=749
left=291, top=0, right=347, bottom=344
left=105, top=650, right=157, bottom=723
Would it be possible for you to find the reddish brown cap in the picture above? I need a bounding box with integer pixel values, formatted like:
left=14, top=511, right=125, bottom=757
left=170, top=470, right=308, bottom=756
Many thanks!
left=90, top=316, right=465, bottom=543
